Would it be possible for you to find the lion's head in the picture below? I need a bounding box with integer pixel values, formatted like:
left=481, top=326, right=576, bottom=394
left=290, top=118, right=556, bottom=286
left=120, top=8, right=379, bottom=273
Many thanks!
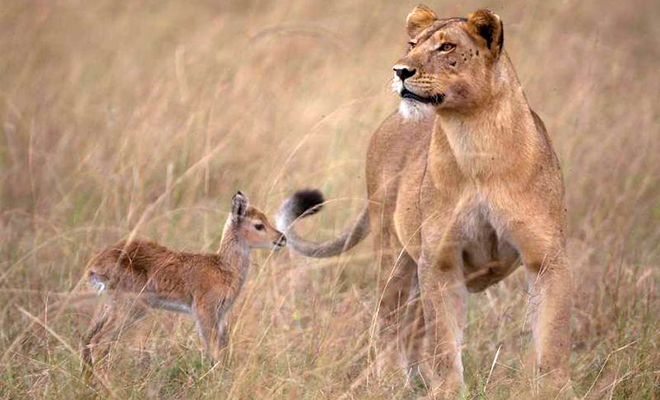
left=392, top=6, right=505, bottom=119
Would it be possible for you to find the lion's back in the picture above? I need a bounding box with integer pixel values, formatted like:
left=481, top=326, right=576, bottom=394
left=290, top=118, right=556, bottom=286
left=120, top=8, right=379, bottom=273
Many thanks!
left=365, top=111, right=434, bottom=199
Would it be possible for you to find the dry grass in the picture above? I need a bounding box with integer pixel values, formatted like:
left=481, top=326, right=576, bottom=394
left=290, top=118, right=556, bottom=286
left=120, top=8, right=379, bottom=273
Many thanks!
left=1, top=0, right=659, bottom=398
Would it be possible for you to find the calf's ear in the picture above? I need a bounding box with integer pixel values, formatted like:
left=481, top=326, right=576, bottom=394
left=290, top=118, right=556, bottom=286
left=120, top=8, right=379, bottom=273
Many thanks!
left=231, top=191, right=249, bottom=220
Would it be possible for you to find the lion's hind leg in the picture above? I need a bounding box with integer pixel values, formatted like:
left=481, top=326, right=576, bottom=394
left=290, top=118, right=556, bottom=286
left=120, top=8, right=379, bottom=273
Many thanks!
left=399, top=266, right=426, bottom=389
left=374, top=235, right=425, bottom=384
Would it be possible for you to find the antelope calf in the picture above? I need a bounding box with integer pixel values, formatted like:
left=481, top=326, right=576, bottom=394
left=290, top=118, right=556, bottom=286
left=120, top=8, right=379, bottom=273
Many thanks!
left=82, top=191, right=285, bottom=373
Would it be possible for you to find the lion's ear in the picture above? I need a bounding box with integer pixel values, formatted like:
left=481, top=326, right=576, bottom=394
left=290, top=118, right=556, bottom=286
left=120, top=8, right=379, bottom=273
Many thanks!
left=406, top=5, right=438, bottom=39
left=467, top=9, right=504, bottom=58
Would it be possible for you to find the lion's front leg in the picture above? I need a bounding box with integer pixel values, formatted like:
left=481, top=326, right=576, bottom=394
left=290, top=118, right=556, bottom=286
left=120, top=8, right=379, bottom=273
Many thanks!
left=525, top=249, right=572, bottom=396
left=508, top=216, right=572, bottom=396
left=417, top=247, right=467, bottom=398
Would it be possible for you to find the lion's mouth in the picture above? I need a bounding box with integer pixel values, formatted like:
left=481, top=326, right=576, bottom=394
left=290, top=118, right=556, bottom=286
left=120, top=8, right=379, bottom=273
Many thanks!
left=400, top=88, right=444, bottom=105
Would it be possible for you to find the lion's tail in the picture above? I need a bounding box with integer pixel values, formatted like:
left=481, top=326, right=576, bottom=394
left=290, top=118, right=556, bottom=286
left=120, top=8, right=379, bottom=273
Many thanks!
left=276, top=189, right=370, bottom=258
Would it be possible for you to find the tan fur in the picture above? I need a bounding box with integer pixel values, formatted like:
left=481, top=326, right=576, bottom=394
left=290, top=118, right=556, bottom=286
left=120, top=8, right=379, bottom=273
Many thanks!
left=81, top=192, right=285, bottom=377
left=280, top=7, right=571, bottom=398
left=406, top=5, right=438, bottom=38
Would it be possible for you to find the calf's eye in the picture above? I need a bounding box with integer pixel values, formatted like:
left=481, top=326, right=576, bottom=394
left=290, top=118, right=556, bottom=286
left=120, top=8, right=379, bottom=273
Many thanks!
left=254, top=223, right=265, bottom=231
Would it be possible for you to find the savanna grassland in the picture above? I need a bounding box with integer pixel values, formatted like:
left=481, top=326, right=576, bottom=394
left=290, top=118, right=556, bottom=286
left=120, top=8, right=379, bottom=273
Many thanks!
left=1, top=0, right=659, bottom=398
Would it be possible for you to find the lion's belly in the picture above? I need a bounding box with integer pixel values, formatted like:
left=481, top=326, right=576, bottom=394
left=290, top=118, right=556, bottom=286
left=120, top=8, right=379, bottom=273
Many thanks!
left=456, top=199, right=521, bottom=292
left=416, top=179, right=521, bottom=292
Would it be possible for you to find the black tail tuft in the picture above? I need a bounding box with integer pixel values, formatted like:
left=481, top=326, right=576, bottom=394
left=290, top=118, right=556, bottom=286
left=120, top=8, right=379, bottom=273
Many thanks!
left=290, top=189, right=325, bottom=218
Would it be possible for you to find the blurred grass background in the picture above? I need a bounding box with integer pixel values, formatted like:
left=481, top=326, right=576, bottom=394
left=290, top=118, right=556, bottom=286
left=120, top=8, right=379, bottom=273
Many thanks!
left=0, top=0, right=659, bottom=398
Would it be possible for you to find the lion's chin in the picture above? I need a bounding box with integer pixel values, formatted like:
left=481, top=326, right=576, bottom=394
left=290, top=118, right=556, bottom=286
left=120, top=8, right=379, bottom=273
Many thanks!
left=398, top=99, right=434, bottom=122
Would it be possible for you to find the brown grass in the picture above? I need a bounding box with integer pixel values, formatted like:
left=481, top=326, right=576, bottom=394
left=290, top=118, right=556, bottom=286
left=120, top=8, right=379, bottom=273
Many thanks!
left=1, top=0, right=659, bottom=398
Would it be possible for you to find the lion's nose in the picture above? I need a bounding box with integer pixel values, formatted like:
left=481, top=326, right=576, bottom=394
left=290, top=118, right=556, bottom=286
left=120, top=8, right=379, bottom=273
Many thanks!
left=393, top=66, right=416, bottom=81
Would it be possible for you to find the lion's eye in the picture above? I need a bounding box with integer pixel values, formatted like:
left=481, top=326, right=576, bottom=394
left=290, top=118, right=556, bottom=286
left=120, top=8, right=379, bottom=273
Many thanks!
left=438, top=43, right=456, bottom=52
left=407, top=41, right=416, bottom=50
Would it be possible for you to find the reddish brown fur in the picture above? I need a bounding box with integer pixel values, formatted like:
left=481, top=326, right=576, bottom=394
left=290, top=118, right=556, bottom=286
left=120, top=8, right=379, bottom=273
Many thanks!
left=81, top=193, right=285, bottom=378
left=88, top=240, right=238, bottom=305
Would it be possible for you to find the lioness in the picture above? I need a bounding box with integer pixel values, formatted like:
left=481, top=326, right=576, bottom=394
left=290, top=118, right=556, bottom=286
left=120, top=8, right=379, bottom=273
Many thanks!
left=278, top=6, right=570, bottom=397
